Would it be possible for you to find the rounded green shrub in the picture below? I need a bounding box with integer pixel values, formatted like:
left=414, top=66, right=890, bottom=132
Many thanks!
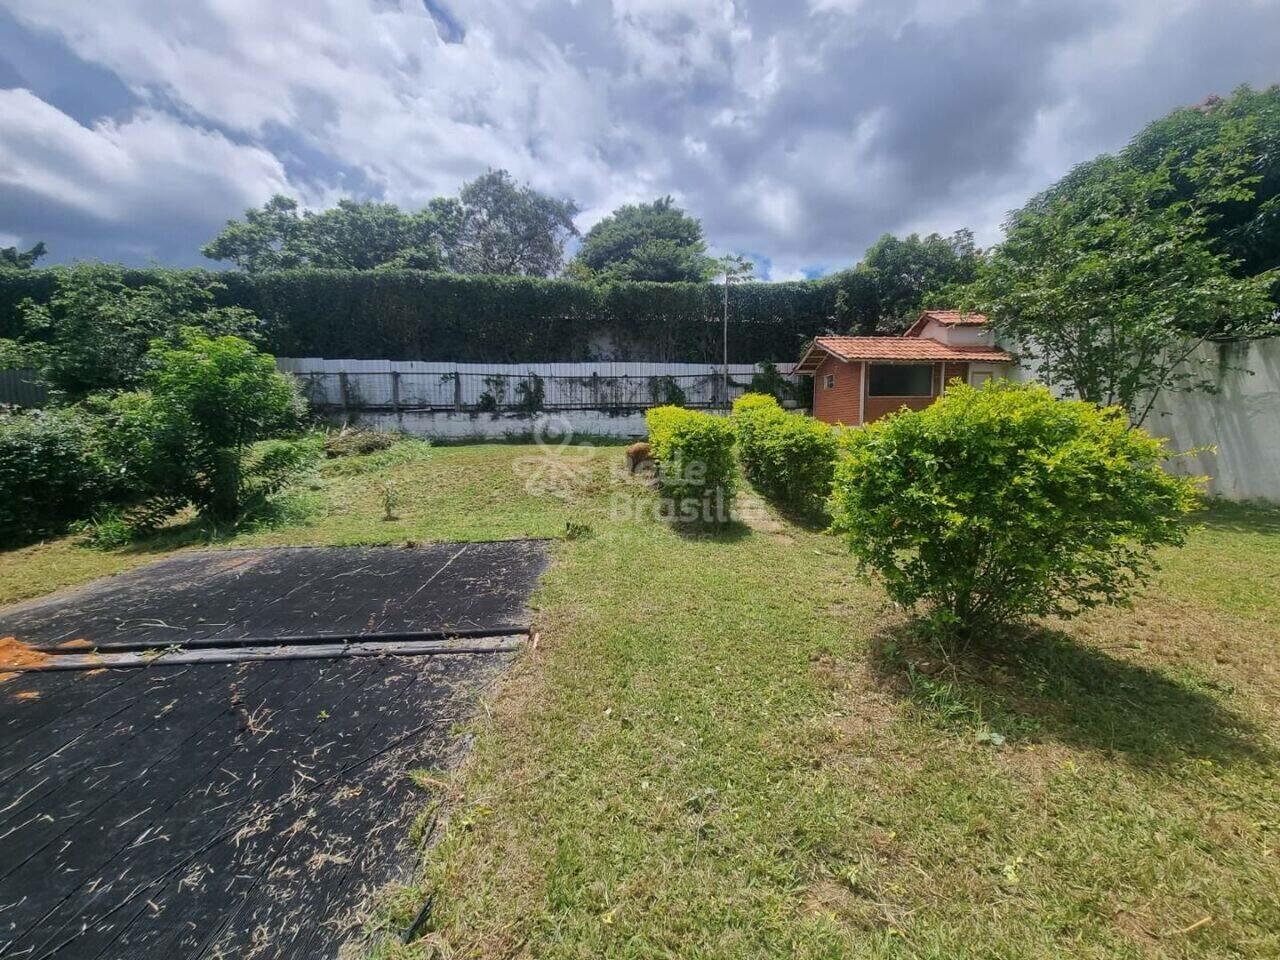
left=828, top=381, right=1200, bottom=641
left=645, top=405, right=736, bottom=523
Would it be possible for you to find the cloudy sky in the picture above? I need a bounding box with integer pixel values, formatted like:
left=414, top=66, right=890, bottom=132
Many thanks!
left=0, top=0, right=1276, bottom=279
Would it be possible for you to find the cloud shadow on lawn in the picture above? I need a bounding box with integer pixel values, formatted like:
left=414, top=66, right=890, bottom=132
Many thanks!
left=868, top=621, right=1270, bottom=768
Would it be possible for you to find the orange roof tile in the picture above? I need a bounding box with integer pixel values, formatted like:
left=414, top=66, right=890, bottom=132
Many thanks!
left=904, top=309, right=991, bottom=337
left=795, top=336, right=1013, bottom=372
left=920, top=310, right=989, bottom=326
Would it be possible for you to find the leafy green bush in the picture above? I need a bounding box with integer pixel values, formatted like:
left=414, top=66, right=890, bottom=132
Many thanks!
left=0, top=407, right=117, bottom=544
left=747, top=362, right=795, bottom=404
left=828, top=381, right=1199, bottom=642
left=732, top=393, right=838, bottom=518
left=645, top=405, right=736, bottom=523
left=730, top=392, right=783, bottom=476
left=98, top=332, right=309, bottom=527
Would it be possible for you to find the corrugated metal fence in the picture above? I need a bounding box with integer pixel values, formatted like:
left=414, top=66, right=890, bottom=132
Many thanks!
left=0, top=369, right=47, bottom=407
left=276, top=359, right=797, bottom=413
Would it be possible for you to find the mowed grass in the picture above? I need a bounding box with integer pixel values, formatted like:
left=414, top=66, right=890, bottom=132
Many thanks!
left=2, top=442, right=1277, bottom=958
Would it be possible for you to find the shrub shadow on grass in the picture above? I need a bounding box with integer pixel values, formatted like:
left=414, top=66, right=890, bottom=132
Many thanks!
left=738, top=479, right=831, bottom=534
left=869, top=621, right=1269, bottom=768
left=669, top=518, right=754, bottom=543
left=766, top=503, right=830, bottom=534
left=1193, top=499, right=1280, bottom=536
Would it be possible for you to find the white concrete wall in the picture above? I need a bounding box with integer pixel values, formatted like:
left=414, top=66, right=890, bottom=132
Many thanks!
left=1145, top=339, right=1280, bottom=502
left=927, top=320, right=996, bottom=348
left=1004, top=337, right=1280, bottom=502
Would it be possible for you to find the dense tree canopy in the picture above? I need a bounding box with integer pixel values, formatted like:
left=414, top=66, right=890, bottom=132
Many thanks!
left=1080, top=85, right=1280, bottom=299
left=569, top=196, right=715, bottom=283
left=203, top=170, right=578, bottom=277
left=829, top=230, right=979, bottom=334
left=0, top=242, right=47, bottom=270
left=971, top=152, right=1276, bottom=425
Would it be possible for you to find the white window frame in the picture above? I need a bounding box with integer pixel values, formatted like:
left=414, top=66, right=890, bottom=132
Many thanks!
left=823, top=373, right=835, bottom=390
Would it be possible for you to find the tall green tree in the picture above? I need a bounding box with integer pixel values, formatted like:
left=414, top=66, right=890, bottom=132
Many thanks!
left=202, top=169, right=577, bottom=277
left=831, top=230, right=980, bottom=334
left=1109, top=85, right=1280, bottom=297
left=0, top=241, right=47, bottom=270
left=298, top=200, right=444, bottom=271
left=202, top=195, right=306, bottom=272
left=448, top=170, right=579, bottom=277
left=569, top=196, right=715, bottom=282
left=972, top=158, right=1276, bottom=426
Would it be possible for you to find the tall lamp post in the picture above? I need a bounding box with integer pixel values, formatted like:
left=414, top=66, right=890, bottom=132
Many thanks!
left=718, top=254, right=755, bottom=409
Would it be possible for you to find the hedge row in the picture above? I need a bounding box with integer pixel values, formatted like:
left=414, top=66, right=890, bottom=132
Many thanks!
left=645, top=405, right=737, bottom=523
left=0, top=267, right=840, bottom=362
left=732, top=392, right=839, bottom=519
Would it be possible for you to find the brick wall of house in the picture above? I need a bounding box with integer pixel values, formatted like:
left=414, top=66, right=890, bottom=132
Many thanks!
left=863, top=394, right=935, bottom=422
left=812, top=354, right=862, bottom=425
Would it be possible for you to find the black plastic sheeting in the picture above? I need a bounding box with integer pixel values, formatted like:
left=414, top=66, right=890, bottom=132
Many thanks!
left=0, top=541, right=549, bottom=652
left=0, top=654, right=511, bottom=959
left=0, top=541, right=551, bottom=958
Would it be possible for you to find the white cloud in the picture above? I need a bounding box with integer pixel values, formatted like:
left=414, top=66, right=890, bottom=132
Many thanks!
left=0, top=88, right=305, bottom=260
left=0, top=89, right=296, bottom=218
left=1, top=0, right=1277, bottom=269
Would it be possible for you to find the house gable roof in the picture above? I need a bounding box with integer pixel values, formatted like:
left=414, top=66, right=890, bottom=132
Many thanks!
left=794, top=335, right=1012, bottom=374
left=904, top=309, right=990, bottom=338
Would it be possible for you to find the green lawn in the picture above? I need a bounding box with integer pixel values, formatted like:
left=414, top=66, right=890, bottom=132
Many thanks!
left=2, top=442, right=1277, bottom=959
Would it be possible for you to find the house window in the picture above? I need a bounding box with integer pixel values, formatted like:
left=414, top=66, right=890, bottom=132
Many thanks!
left=970, top=371, right=993, bottom=388
left=868, top=363, right=934, bottom=397
left=823, top=373, right=835, bottom=389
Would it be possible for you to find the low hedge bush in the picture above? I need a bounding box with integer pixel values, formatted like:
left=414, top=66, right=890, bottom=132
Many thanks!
left=828, top=380, right=1200, bottom=643
left=644, top=405, right=736, bottom=523
left=730, top=392, right=782, bottom=478
left=732, top=392, right=839, bottom=518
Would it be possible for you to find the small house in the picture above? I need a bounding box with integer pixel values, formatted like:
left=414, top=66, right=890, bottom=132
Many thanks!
left=795, top=310, right=1014, bottom=426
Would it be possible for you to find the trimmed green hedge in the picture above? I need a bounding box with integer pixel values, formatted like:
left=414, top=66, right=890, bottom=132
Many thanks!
left=645, top=405, right=737, bottom=523
left=1, top=267, right=839, bottom=362
left=732, top=392, right=839, bottom=519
